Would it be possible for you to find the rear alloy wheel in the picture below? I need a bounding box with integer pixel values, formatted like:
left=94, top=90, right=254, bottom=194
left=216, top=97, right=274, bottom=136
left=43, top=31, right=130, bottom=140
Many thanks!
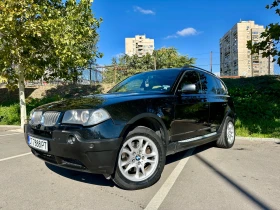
left=216, top=116, right=235, bottom=148
left=113, top=126, right=165, bottom=190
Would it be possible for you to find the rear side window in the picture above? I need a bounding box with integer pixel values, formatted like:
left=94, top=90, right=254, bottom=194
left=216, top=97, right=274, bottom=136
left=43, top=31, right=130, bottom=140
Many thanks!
left=199, top=72, right=217, bottom=94
left=215, top=78, right=228, bottom=95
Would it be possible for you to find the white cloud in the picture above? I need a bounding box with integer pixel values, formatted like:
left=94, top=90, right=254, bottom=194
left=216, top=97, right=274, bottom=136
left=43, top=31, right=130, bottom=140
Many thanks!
left=164, top=35, right=178, bottom=39
left=176, top=28, right=198, bottom=36
left=134, top=6, right=155, bottom=15
left=164, top=27, right=200, bottom=39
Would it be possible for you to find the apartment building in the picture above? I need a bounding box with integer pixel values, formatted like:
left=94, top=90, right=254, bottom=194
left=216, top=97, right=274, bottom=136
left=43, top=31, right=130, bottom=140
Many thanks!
left=220, top=21, right=274, bottom=77
left=125, top=35, right=154, bottom=57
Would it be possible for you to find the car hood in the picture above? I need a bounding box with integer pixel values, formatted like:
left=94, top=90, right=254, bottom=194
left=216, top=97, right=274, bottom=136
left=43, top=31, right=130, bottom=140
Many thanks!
left=35, top=92, right=169, bottom=111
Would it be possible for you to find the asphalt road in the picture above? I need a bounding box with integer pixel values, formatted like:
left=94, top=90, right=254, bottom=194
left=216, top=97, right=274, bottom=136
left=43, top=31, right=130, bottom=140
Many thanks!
left=0, top=131, right=279, bottom=210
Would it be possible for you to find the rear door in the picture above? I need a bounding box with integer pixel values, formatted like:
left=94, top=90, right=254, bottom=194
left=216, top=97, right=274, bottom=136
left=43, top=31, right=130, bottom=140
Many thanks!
left=209, top=78, right=229, bottom=132
left=199, top=72, right=228, bottom=133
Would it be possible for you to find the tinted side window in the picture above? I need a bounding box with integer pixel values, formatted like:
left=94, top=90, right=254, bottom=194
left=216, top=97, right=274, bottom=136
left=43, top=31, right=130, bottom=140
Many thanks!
left=178, top=71, right=201, bottom=94
left=199, top=72, right=217, bottom=94
left=215, top=78, right=228, bottom=95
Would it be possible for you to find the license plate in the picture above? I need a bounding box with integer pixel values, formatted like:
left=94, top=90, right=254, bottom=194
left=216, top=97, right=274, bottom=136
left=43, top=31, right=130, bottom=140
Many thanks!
left=28, top=136, right=48, bottom=152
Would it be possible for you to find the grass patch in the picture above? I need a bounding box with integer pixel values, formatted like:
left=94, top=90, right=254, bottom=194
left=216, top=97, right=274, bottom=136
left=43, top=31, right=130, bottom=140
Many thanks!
left=235, top=119, right=280, bottom=138
left=223, top=75, right=280, bottom=138
left=0, top=96, right=62, bottom=125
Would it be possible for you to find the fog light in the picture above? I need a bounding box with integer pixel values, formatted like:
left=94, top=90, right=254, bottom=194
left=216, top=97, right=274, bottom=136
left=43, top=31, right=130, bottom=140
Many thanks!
left=67, top=135, right=76, bottom=144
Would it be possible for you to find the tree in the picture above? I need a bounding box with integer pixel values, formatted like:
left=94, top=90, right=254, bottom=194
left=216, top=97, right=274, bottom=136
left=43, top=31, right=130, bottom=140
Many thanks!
left=103, top=47, right=196, bottom=83
left=153, top=47, right=196, bottom=69
left=0, top=0, right=102, bottom=128
left=247, top=0, right=280, bottom=67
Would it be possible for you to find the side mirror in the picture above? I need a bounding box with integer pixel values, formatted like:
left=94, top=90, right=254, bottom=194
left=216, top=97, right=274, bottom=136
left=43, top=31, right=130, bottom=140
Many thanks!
left=181, top=84, right=196, bottom=93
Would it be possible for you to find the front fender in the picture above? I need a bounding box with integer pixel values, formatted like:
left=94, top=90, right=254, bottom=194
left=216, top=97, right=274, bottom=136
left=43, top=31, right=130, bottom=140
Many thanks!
left=120, top=113, right=169, bottom=146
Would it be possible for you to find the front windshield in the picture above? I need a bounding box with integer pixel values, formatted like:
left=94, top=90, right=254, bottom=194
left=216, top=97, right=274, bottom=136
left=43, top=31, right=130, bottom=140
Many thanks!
left=108, top=69, right=181, bottom=93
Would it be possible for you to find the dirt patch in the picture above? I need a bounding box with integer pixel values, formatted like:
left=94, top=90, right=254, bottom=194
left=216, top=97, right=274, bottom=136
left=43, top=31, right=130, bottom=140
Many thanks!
left=102, top=83, right=114, bottom=93
left=44, top=84, right=103, bottom=99
left=28, top=85, right=57, bottom=99
left=1, top=83, right=106, bottom=104
left=0, top=82, right=114, bottom=105
left=0, top=87, right=37, bottom=104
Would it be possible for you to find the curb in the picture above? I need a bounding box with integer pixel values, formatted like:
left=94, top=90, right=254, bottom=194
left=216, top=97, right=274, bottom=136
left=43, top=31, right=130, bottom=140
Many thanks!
left=236, top=136, right=280, bottom=143
left=0, top=125, right=23, bottom=133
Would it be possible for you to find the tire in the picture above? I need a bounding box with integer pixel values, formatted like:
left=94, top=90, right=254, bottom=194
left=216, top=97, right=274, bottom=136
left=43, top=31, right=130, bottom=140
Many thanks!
left=113, top=126, right=166, bottom=190
left=216, top=116, right=235, bottom=148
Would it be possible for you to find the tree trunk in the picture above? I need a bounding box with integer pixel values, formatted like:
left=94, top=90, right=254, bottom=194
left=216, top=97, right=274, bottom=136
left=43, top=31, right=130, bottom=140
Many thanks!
left=18, top=66, right=26, bottom=129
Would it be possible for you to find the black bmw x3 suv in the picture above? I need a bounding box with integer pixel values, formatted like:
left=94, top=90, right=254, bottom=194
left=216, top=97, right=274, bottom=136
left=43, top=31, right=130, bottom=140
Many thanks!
left=24, top=66, right=236, bottom=190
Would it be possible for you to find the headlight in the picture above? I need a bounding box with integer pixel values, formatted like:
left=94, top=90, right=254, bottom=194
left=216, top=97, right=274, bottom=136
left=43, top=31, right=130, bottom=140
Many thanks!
left=29, top=110, right=35, bottom=120
left=29, top=110, right=42, bottom=124
left=62, top=109, right=110, bottom=126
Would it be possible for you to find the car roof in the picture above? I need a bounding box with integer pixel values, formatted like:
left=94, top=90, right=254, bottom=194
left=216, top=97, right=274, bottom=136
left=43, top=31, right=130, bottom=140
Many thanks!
left=136, top=66, right=220, bottom=80
left=155, top=66, right=218, bottom=78
left=181, top=65, right=218, bottom=77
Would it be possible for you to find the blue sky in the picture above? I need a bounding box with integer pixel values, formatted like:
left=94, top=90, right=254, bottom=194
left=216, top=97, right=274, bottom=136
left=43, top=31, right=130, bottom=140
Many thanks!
left=92, top=0, right=279, bottom=75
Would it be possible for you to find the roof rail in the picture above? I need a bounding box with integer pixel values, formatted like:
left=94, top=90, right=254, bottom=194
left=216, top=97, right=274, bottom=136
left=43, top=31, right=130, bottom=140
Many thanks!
left=181, top=65, right=216, bottom=76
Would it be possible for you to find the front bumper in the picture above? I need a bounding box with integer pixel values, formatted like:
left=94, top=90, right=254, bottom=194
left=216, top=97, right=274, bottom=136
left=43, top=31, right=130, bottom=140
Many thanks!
left=24, top=123, right=123, bottom=175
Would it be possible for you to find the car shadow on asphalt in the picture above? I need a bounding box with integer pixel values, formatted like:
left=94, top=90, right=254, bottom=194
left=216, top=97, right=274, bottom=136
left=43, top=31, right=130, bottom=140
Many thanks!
left=44, top=142, right=216, bottom=189
left=45, top=163, right=115, bottom=187
left=193, top=144, right=274, bottom=210
left=166, top=142, right=274, bottom=209
left=165, top=141, right=216, bottom=165
left=45, top=141, right=274, bottom=209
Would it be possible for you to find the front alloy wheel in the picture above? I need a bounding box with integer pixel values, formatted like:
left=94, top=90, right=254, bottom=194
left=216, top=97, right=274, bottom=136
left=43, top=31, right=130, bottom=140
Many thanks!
left=118, top=136, right=159, bottom=182
left=113, top=126, right=165, bottom=190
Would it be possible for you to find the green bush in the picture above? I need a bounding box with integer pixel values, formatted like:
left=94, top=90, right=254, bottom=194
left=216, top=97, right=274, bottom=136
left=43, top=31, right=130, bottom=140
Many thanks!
left=0, top=104, right=20, bottom=125
left=0, top=96, right=63, bottom=125
left=0, top=84, right=103, bottom=126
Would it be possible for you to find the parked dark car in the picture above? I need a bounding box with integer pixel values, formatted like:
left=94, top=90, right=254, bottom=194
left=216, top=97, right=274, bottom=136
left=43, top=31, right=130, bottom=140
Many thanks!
left=24, top=66, right=236, bottom=190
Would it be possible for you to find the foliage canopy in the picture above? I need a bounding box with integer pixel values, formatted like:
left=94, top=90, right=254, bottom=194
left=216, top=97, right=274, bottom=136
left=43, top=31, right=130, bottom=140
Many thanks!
left=247, top=0, right=280, bottom=66
left=103, top=47, right=196, bottom=83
